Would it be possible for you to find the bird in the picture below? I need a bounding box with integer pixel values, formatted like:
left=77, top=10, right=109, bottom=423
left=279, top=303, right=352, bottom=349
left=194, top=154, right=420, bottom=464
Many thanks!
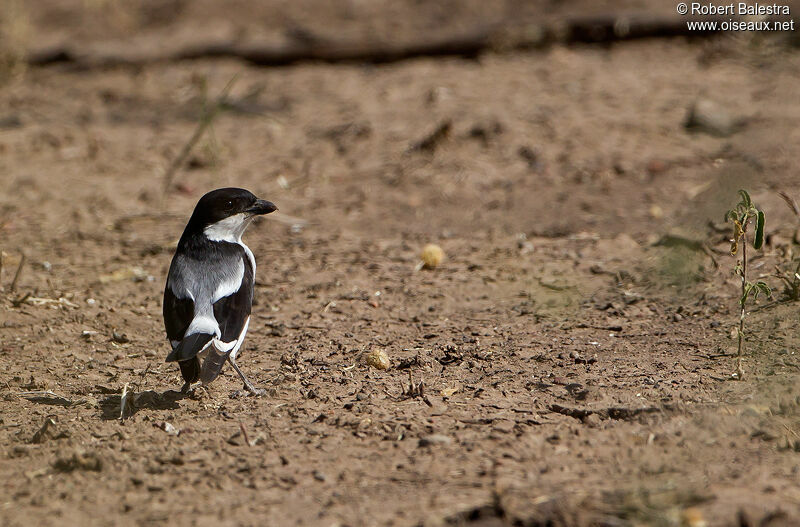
left=163, top=187, right=276, bottom=395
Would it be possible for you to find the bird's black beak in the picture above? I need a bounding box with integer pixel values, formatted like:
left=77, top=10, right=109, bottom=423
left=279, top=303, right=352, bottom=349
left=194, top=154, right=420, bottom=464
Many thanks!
left=247, top=199, right=277, bottom=215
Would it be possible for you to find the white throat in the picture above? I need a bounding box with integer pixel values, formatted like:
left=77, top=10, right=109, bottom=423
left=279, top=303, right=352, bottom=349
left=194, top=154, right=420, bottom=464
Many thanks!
left=203, top=213, right=254, bottom=244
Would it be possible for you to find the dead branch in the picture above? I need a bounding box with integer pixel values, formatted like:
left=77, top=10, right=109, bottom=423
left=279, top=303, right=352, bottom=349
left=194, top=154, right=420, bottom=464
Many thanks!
left=24, top=14, right=735, bottom=71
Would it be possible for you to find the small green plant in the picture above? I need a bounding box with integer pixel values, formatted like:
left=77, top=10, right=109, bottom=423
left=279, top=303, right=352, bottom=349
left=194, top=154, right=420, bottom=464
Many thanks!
left=726, top=189, right=771, bottom=380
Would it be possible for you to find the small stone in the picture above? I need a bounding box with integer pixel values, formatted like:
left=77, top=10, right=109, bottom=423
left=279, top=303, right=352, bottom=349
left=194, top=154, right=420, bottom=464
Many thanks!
left=582, top=413, right=602, bottom=428
left=682, top=507, right=707, bottom=527
left=419, top=244, right=445, bottom=270
left=156, top=422, right=179, bottom=436
left=685, top=98, right=738, bottom=137
left=646, top=159, right=668, bottom=176
left=366, top=349, right=390, bottom=370
left=418, top=434, right=452, bottom=447
left=649, top=205, right=664, bottom=219
left=10, top=445, right=30, bottom=458
left=53, top=451, right=102, bottom=472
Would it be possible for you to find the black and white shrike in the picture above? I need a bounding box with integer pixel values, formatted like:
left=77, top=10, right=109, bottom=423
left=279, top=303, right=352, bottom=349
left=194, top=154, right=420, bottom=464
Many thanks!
left=163, top=187, right=276, bottom=395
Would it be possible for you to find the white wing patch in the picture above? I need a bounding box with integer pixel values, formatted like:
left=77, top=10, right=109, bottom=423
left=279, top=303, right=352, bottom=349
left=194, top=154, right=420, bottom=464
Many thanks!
left=216, top=316, right=250, bottom=359
left=185, top=316, right=220, bottom=338
left=212, top=258, right=244, bottom=303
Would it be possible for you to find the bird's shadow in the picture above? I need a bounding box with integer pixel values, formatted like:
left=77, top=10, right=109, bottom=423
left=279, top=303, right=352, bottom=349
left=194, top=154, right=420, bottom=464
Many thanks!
left=99, top=389, right=186, bottom=421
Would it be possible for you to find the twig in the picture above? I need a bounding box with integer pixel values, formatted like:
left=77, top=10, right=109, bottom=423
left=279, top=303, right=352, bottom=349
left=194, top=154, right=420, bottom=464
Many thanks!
left=10, top=252, right=26, bottom=293
left=161, top=75, right=238, bottom=200
left=239, top=421, right=252, bottom=447
left=407, top=120, right=451, bottom=154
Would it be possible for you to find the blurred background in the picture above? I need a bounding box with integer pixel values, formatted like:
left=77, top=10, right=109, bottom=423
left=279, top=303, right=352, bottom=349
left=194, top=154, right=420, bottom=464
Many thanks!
left=2, top=1, right=800, bottom=526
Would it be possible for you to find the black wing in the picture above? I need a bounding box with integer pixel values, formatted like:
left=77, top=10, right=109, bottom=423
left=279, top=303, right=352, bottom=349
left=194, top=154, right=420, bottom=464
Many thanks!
left=163, top=285, right=194, bottom=344
left=213, top=250, right=254, bottom=344
left=163, top=280, right=201, bottom=383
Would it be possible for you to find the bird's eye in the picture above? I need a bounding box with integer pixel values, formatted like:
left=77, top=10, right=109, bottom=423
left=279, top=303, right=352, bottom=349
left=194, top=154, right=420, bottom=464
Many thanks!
left=226, top=200, right=233, bottom=209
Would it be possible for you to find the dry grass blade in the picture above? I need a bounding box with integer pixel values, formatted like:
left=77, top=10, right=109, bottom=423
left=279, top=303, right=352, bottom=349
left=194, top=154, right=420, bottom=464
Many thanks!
left=10, top=252, right=26, bottom=292
left=779, top=191, right=800, bottom=218
left=161, top=74, right=239, bottom=201
left=119, top=383, right=130, bottom=420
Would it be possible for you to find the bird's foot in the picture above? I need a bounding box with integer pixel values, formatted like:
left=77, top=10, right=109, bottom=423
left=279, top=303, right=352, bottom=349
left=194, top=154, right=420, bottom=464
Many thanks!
left=231, top=385, right=266, bottom=398
left=226, top=357, right=265, bottom=397
left=181, top=382, right=209, bottom=399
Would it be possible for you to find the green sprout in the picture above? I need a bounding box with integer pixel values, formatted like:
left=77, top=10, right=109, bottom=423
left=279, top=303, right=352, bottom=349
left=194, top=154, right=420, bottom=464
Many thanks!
left=726, top=189, right=771, bottom=380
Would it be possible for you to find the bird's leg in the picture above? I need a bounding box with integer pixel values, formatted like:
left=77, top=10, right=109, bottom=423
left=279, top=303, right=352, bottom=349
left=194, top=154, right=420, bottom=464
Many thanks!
left=181, top=381, right=206, bottom=398
left=227, top=356, right=265, bottom=396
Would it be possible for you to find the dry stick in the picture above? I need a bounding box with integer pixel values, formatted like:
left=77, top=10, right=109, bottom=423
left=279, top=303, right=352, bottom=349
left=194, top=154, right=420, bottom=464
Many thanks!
left=160, top=75, right=238, bottom=203
left=26, top=14, right=729, bottom=70
left=736, top=226, right=749, bottom=379
left=239, top=421, right=252, bottom=447
left=10, top=253, right=26, bottom=293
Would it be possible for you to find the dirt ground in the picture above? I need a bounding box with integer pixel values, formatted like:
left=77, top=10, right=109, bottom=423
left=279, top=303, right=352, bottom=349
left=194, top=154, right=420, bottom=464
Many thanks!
left=2, top=1, right=800, bottom=526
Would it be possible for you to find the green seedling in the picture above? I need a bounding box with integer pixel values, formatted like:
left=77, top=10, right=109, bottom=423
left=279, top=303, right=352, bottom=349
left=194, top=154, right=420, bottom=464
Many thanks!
left=726, top=189, right=771, bottom=380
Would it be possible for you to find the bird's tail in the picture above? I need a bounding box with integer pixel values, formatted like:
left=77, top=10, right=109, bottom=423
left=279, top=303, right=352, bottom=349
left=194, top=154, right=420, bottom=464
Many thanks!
left=165, top=332, right=214, bottom=362
left=200, top=345, right=228, bottom=385
left=179, top=356, right=200, bottom=384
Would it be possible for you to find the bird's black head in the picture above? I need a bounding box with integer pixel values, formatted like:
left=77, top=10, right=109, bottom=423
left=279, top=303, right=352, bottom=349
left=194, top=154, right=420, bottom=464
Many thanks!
left=182, top=187, right=277, bottom=240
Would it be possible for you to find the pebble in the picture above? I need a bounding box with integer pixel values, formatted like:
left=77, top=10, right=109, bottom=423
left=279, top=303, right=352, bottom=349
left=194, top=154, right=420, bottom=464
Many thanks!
left=418, top=434, right=452, bottom=447
left=685, top=98, right=738, bottom=137
left=366, top=349, right=390, bottom=370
